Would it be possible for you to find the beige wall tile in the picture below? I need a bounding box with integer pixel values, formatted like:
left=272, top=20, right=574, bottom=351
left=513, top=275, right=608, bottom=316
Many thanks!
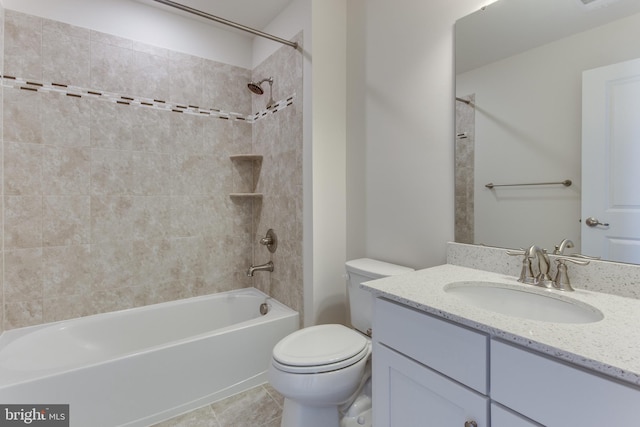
left=3, top=87, right=43, bottom=144
left=90, top=149, right=133, bottom=195
left=90, top=39, right=134, bottom=94
left=42, top=92, right=90, bottom=147
left=4, top=248, right=43, bottom=301
left=42, top=245, right=91, bottom=298
left=43, top=196, right=90, bottom=246
left=42, top=19, right=90, bottom=86
left=4, top=142, right=42, bottom=195
left=42, top=146, right=91, bottom=195
left=4, top=10, right=42, bottom=80
left=5, top=195, right=42, bottom=248
left=90, top=196, right=134, bottom=243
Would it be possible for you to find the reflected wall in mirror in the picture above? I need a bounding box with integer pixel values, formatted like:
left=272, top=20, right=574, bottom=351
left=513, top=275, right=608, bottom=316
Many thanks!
left=455, top=0, right=640, bottom=264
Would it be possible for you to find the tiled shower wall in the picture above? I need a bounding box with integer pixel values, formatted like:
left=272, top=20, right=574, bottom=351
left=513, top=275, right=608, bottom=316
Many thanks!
left=251, top=34, right=303, bottom=321
left=1, top=9, right=303, bottom=331
left=454, top=94, right=475, bottom=244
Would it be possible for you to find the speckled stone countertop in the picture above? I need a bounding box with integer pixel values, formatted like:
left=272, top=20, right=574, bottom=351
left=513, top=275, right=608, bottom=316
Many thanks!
left=362, top=264, right=640, bottom=388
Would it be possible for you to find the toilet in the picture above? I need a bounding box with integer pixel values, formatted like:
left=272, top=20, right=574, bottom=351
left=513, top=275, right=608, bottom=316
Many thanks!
left=268, top=258, right=414, bottom=427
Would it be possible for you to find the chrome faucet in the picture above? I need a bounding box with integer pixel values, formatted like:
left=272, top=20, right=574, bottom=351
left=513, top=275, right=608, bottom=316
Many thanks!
left=526, top=245, right=553, bottom=288
left=553, top=238, right=574, bottom=255
left=509, top=244, right=595, bottom=291
left=247, top=261, right=274, bottom=277
left=507, top=245, right=553, bottom=288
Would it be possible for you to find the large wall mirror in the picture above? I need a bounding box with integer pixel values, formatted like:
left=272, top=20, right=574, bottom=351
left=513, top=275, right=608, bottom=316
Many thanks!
left=455, top=0, right=640, bottom=264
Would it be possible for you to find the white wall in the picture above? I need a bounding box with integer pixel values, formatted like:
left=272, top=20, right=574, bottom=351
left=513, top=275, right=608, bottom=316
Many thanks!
left=347, top=0, right=487, bottom=270
left=3, top=0, right=253, bottom=67
left=309, top=0, right=347, bottom=325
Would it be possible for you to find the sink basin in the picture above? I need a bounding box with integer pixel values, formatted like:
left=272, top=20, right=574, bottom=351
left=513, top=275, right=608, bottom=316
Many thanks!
left=444, top=281, right=604, bottom=324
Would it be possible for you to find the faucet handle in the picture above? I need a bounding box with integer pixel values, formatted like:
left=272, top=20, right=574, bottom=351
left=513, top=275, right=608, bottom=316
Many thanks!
left=553, top=256, right=590, bottom=292
left=259, top=229, right=278, bottom=253
left=555, top=255, right=591, bottom=266
left=506, top=248, right=526, bottom=256
left=566, top=253, right=600, bottom=261
left=507, top=249, right=536, bottom=284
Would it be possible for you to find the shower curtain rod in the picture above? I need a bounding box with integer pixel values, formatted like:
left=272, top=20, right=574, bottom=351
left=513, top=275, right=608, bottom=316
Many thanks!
left=151, top=0, right=298, bottom=49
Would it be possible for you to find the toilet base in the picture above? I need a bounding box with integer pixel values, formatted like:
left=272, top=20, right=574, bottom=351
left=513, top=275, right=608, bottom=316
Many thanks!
left=280, top=399, right=340, bottom=427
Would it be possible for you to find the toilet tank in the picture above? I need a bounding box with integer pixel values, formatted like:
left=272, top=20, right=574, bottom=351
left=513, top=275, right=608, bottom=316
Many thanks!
left=345, top=258, right=414, bottom=335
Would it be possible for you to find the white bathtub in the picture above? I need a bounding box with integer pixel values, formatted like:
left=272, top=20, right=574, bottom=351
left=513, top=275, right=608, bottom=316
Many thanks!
left=0, top=288, right=298, bottom=426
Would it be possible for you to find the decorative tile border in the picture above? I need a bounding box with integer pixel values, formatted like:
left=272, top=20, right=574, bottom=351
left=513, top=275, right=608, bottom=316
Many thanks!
left=1, top=75, right=295, bottom=123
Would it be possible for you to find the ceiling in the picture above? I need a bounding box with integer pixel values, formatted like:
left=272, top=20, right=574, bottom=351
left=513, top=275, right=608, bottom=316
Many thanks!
left=142, top=0, right=295, bottom=36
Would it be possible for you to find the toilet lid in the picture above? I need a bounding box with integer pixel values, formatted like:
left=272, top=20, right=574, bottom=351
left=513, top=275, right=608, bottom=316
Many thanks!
left=273, top=324, right=368, bottom=369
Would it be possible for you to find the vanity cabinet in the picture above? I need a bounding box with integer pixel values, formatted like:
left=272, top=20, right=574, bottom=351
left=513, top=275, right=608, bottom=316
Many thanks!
left=373, top=298, right=489, bottom=427
left=491, top=340, right=640, bottom=426
left=372, top=297, right=640, bottom=427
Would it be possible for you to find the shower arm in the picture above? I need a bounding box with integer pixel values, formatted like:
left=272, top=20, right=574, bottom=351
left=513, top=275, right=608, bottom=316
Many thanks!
left=151, top=0, right=298, bottom=49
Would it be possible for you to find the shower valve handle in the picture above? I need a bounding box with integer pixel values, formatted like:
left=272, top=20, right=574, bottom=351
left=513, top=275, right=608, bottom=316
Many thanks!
left=260, top=229, right=278, bottom=253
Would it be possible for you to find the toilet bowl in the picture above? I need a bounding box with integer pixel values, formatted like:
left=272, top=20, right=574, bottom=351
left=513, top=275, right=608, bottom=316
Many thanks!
left=268, top=324, right=371, bottom=427
left=268, top=259, right=414, bottom=427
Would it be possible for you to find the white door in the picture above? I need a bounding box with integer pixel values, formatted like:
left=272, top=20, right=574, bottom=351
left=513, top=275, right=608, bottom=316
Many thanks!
left=372, top=342, right=488, bottom=427
left=582, top=58, right=640, bottom=263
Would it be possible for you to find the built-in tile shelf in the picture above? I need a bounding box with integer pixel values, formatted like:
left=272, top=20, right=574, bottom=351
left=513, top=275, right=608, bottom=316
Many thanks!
left=230, top=154, right=263, bottom=161
left=230, top=154, right=263, bottom=199
left=229, top=193, right=264, bottom=199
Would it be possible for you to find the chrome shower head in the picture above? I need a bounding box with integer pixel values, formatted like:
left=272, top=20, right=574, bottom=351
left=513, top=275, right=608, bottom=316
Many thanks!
left=247, top=77, right=273, bottom=95
left=248, top=77, right=276, bottom=109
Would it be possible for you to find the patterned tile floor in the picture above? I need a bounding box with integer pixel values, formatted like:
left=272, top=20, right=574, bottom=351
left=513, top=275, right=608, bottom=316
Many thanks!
left=152, top=383, right=283, bottom=427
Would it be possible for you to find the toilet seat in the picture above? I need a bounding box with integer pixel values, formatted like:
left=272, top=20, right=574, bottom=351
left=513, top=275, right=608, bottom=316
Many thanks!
left=272, top=324, right=370, bottom=374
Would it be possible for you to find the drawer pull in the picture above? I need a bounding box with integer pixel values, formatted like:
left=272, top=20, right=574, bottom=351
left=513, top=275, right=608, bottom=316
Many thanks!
left=464, top=421, right=478, bottom=427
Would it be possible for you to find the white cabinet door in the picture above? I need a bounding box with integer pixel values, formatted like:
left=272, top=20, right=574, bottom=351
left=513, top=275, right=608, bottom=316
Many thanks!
left=373, top=342, right=488, bottom=427
left=491, top=403, right=541, bottom=427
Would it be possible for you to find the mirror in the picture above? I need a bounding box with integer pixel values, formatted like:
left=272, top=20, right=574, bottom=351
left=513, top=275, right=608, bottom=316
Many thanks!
left=454, top=0, right=640, bottom=263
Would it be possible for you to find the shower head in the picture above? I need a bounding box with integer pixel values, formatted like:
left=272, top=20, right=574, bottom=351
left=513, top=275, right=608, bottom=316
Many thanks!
left=247, top=77, right=273, bottom=95
left=248, top=77, right=276, bottom=109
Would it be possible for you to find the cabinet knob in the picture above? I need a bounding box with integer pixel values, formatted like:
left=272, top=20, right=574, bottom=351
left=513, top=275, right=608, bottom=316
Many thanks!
left=464, top=422, right=478, bottom=427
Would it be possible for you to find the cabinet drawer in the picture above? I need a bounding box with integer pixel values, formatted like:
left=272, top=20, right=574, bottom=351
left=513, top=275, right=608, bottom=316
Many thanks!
left=374, top=298, right=488, bottom=393
left=491, top=340, right=640, bottom=426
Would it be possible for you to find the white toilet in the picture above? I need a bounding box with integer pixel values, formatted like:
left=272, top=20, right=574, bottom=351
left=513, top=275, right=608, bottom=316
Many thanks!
left=268, top=258, right=414, bottom=427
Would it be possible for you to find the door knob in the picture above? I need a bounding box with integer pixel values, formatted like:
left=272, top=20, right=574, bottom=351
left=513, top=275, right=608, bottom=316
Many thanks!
left=464, top=421, right=478, bottom=427
left=585, top=217, right=609, bottom=227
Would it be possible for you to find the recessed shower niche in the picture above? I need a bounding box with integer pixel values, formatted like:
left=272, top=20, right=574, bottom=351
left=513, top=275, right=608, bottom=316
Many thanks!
left=229, top=154, right=264, bottom=199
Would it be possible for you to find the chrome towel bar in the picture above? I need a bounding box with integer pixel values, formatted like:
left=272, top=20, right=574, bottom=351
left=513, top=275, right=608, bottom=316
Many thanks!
left=485, top=179, right=572, bottom=189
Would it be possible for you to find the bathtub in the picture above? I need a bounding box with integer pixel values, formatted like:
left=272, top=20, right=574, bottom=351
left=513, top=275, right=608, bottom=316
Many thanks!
left=0, top=288, right=298, bottom=426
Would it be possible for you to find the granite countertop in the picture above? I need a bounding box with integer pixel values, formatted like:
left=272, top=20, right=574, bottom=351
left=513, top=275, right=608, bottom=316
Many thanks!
left=362, top=263, right=640, bottom=387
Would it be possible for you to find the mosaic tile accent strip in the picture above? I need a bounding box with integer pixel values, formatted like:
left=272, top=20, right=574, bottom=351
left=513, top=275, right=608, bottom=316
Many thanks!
left=1, top=75, right=295, bottom=123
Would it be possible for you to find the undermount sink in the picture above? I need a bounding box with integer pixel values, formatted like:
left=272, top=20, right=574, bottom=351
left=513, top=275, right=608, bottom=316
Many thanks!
left=444, top=281, right=604, bottom=324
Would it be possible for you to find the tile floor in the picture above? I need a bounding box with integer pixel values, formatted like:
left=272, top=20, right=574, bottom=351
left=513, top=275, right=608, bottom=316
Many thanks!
left=152, top=383, right=284, bottom=427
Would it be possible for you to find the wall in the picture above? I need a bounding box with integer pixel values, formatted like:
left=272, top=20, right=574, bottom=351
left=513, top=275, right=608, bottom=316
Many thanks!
left=0, top=5, right=304, bottom=331
left=347, top=0, right=487, bottom=270
left=456, top=12, right=640, bottom=252
left=2, top=0, right=252, bottom=68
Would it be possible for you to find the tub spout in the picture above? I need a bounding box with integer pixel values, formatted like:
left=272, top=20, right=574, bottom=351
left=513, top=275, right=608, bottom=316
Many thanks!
left=247, top=261, right=274, bottom=277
